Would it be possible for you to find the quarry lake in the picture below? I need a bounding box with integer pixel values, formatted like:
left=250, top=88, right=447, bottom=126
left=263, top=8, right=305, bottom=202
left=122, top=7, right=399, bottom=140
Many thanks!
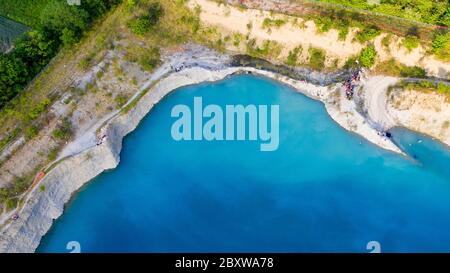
left=38, top=75, right=450, bottom=253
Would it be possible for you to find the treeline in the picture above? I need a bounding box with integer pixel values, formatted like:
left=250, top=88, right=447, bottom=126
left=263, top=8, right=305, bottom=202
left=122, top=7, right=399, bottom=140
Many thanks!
left=0, top=0, right=120, bottom=109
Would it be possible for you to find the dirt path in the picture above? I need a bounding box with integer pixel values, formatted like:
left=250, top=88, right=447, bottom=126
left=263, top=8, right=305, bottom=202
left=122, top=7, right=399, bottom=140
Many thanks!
left=363, top=76, right=399, bottom=130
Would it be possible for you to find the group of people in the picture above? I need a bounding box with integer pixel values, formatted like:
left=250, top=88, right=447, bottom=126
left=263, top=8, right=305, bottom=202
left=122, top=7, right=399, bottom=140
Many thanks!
left=343, top=70, right=361, bottom=100
left=377, top=130, right=392, bottom=139
left=96, top=127, right=107, bottom=146
left=171, top=64, right=185, bottom=72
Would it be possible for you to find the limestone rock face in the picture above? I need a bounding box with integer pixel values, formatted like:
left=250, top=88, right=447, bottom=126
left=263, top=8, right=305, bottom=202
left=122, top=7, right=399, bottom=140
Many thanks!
left=0, top=133, right=119, bottom=253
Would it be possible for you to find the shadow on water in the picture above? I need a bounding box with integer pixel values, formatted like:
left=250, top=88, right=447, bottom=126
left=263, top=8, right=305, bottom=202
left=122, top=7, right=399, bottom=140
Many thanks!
left=389, top=127, right=450, bottom=180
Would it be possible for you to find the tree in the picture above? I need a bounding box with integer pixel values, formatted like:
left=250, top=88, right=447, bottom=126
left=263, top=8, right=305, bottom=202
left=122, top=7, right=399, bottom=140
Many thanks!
left=61, top=28, right=78, bottom=46
left=39, top=0, right=89, bottom=44
left=439, top=7, right=450, bottom=27
left=148, top=2, right=164, bottom=26
left=0, top=54, right=28, bottom=108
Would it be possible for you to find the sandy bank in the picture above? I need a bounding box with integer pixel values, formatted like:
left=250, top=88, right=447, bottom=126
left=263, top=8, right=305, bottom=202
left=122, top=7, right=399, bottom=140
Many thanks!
left=190, top=0, right=450, bottom=78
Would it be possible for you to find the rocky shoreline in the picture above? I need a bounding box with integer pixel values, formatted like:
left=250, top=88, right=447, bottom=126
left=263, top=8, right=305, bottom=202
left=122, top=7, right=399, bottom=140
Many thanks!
left=0, top=45, right=444, bottom=252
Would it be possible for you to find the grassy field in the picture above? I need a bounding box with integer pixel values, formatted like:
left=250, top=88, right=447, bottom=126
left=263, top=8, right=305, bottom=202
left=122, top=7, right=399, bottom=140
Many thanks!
left=0, top=0, right=48, bottom=27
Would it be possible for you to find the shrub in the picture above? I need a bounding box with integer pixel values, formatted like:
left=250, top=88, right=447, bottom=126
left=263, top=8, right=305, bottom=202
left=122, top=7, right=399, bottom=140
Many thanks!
left=115, top=94, right=129, bottom=108
left=78, top=57, right=92, bottom=70
left=138, top=47, right=161, bottom=72
left=419, top=80, right=434, bottom=88
left=52, top=118, right=72, bottom=141
left=402, top=35, right=420, bottom=52
left=61, top=28, right=78, bottom=46
left=355, top=26, right=380, bottom=43
left=285, top=46, right=302, bottom=66
left=12, top=176, right=30, bottom=196
left=246, top=39, right=281, bottom=59
left=126, top=0, right=137, bottom=9
left=308, top=47, right=326, bottom=71
left=314, top=17, right=333, bottom=33
left=344, top=56, right=359, bottom=69
left=375, top=59, right=426, bottom=77
left=400, top=66, right=426, bottom=78
left=432, top=33, right=450, bottom=61
left=313, top=17, right=349, bottom=40
left=47, top=147, right=59, bottom=161
left=128, top=17, right=152, bottom=35
left=233, top=33, right=243, bottom=47
left=0, top=188, right=8, bottom=203
left=28, top=98, right=51, bottom=121
left=437, top=82, right=450, bottom=94
left=25, top=126, right=39, bottom=140
left=128, top=2, right=164, bottom=35
left=6, top=198, right=18, bottom=210
left=359, top=46, right=377, bottom=68
left=262, top=18, right=286, bottom=29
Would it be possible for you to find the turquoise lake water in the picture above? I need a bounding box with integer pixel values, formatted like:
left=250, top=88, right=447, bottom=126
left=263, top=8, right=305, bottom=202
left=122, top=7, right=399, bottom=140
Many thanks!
left=38, top=75, right=450, bottom=253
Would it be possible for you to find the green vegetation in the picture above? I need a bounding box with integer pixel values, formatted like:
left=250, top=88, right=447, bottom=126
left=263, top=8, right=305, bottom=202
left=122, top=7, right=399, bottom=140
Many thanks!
left=312, top=16, right=350, bottom=40
left=0, top=0, right=48, bottom=27
left=232, top=33, right=243, bottom=47
left=343, top=45, right=378, bottom=69
left=39, top=184, right=46, bottom=192
left=402, top=35, right=420, bottom=52
left=262, top=17, right=287, bottom=29
left=6, top=197, right=17, bottom=211
left=115, top=94, right=129, bottom=108
left=285, top=46, right=302, bottom=66
left=358, top=45, right=377, bottom=68
left=375, top=59, right=426, bottom=78
left=138, top=47, right=161, bottom=72
left=52, top=118, right=72, bottom=141
left=24, top=125, right=39, bottom=140
left=432, top=32, right=450, bottom=61
left=0, top=0, right=119, bottom=110
left=246, top=39, right=282, bottom=59
left=0, top=172, right=35, bottom=210
left=355, top=25, right=380, bottom=43
left=381, top=34, right=392, bottom=50
left=47, top=147, right=60, bottom=162
left=318, top=0, right=450, bottom=27
left=127, top=2, right=163, bottom=35
left=437, top=82, right=450, bottom=94
left=398, top=80, right=450, bottom=97
left=27, top=98, right=51, bottom=121
left=308, top=47, right=326, bottom=71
